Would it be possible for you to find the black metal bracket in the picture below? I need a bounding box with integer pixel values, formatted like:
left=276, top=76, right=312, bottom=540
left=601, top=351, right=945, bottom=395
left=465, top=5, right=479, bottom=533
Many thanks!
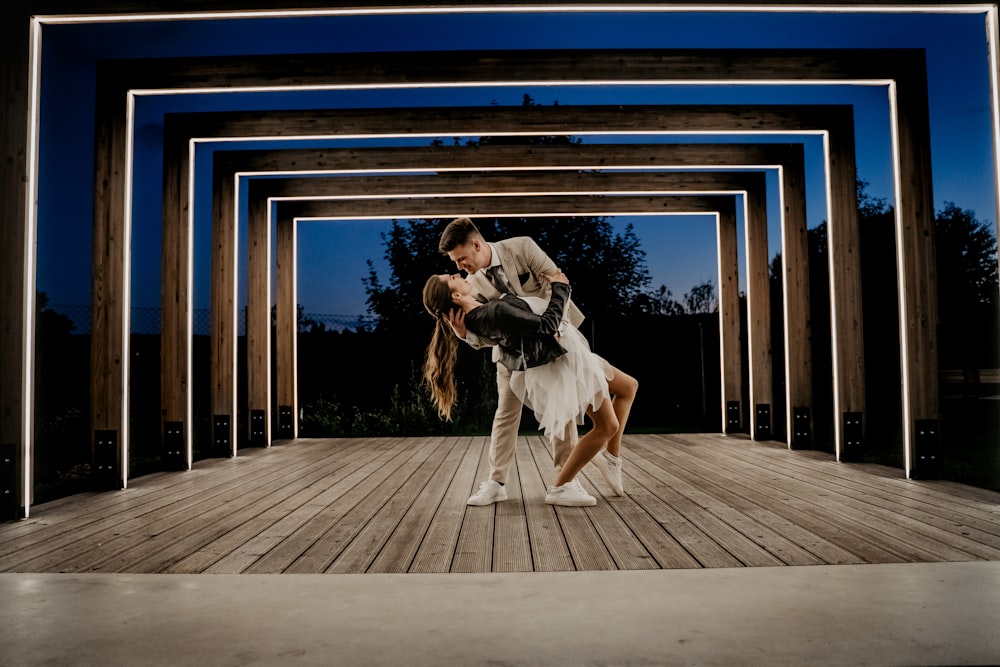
left=164, top=421, right=186, bottom=471
left=754, top=403, right=771, bottom=440
left=213, top=415, right=231, bottom=456
left=1, top=442, right=17, bottom=521
left=277, top=405, right=295, bottom=440
left=841, top=412, right=863, bottom=462
left=726, top=400, right=741, bottom=433
left=93, top=430, right=121, bottom=490
left=911, top=419, right=942, bottom=480
left=250, top=409, right=267, bottom=447
left=792, top=407, right=811, bottom=449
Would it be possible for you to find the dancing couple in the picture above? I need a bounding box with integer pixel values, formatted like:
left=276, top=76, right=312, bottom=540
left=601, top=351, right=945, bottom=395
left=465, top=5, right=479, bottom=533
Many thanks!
left=422, top=217, right=638, bottom=507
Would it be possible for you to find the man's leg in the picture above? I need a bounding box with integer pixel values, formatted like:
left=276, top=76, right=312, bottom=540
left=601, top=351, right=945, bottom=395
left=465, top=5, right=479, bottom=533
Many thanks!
left=489, top=363, right=522, bottom=483
left=551, top=420, right=577, bottom=475
left=468, top=363, right=522, bottom=506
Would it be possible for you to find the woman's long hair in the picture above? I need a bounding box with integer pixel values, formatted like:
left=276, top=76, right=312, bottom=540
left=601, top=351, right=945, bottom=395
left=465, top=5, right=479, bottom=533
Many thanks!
left=422, top=275, right=460, bottom=420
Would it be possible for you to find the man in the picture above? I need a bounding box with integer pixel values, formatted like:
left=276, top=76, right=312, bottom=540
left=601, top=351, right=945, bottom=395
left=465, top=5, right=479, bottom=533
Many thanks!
left=438, top=217, right=623, bottom=506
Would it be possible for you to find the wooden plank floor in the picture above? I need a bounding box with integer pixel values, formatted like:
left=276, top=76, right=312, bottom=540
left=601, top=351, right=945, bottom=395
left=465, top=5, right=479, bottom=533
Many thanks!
left=2, top=433, right=999, bottom=574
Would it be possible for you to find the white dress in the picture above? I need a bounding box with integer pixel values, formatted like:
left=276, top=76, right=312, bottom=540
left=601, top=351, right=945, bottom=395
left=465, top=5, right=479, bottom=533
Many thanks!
left=507, top=296, right=612, bottom=442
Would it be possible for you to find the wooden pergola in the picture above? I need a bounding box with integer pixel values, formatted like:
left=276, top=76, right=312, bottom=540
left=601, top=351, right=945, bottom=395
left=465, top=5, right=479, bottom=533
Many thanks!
left=3, top=3, right=998, bottom=520
left=219, top=143, right=807, bottom=447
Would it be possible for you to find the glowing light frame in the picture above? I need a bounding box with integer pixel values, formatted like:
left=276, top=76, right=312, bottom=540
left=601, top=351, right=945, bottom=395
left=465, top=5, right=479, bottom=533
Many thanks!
left=13, top=3, right=998, bottom=516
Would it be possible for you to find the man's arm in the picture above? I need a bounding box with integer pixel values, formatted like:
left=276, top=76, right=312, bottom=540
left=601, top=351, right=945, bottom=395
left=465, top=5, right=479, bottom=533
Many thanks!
left=514, top=236, right=558, bottom=280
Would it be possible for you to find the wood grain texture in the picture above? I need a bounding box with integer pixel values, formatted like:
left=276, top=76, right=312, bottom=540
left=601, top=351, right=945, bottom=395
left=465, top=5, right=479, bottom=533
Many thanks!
left=2, top=434, right=997, bottom=574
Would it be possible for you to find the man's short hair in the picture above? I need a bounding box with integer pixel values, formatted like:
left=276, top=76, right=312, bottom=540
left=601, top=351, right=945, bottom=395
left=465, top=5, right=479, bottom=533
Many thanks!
left=439, top=217, right=483, bottom=255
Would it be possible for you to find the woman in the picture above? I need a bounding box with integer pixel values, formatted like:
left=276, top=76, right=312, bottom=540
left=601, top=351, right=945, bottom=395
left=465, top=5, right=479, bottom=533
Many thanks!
left=422, top=270, right=637, bottom=505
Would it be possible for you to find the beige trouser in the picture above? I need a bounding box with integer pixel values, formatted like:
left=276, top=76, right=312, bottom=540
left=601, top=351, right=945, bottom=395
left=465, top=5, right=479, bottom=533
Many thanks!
left=489, top=362, right=577, bottom=484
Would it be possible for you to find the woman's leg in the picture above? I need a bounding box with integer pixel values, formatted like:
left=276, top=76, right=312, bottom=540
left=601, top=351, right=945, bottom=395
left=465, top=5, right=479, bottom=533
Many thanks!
left=552, top=398, right=619, bottom=487
left=604, top=365, right=638, bottom=458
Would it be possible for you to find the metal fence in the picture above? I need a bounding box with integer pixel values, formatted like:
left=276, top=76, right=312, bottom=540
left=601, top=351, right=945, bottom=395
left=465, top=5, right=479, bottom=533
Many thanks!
left=45, top=305, right=369, bottom=336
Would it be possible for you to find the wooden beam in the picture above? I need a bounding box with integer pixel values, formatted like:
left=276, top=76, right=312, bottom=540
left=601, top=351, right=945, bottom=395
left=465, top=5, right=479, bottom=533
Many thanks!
left=98, top=48, right=922, bottom=91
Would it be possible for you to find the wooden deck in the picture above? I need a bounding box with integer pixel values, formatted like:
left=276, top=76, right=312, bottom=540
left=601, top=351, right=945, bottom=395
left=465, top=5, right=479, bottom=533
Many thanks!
left=2, top=433, right=999, bottom=574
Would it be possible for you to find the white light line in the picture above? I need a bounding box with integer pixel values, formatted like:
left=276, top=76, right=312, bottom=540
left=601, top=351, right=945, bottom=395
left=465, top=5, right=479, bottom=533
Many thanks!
left=131, top=80, right=891, bottom=96
left=196, top=131, right=823, bottom=144
left=821, top=130, right=841, bottom=459
left=291, top=215, right=298, bottom=438
left=231, top=172, right=240, bottom=458
left=294, top=211, right=721, bottom=222
left=238, top=164, right=783, bottom=178
left=186, top=145, right=195, bottom=469
left=887, top=80, right=912, bottom=476
left=715, top=211, right=728, bottom=434
left=33, top=4, right=999, bottom=25
left=741, top=191, right=757, bottom=440
left=22, top=17, right=45, bottom=517
left=776, top=165, right=794, bottom=448
left=122, top=93, right=137, bottom=488
left=273, top=188, right=757, bottom=201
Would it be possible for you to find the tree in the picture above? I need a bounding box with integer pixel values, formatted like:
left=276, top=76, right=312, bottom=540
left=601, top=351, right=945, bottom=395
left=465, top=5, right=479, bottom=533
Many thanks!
left=684, top=279, right=718, bottom=314
left=364, top=96, right=652, bottom=330
left=935, top=202, right=998, bottom=309
left=934, top=202, right=999, bottom=370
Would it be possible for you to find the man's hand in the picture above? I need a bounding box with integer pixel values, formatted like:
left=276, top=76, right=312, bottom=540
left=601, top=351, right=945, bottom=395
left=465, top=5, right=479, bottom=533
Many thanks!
left=446, top=308, right=468, bottom=338
left=544, top=269, right=569, bottom=285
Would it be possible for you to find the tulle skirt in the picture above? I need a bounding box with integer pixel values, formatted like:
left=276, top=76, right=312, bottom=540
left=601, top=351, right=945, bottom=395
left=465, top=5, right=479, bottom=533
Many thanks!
left=509, top=323, right=612, bottom=443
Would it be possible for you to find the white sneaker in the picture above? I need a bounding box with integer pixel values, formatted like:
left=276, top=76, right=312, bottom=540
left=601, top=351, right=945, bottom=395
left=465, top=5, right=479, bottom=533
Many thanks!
left=467, top=480, right=508, bottom=506
left=591, top=451, right=624, bottom=496
left=545, top=480, right=597, bottom=507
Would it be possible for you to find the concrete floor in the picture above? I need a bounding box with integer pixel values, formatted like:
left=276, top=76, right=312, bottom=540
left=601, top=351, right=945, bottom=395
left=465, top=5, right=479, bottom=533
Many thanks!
left=3, top=562, right=999, bottom=666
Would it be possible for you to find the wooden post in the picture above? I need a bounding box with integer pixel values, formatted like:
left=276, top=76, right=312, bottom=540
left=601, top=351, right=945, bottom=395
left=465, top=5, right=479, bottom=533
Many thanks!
left=246, top=181, right=272, bottom=447
left=893, top=63, right=941, bottom=478
left=211, top=161, right=238, bottom=457
left=779, top=147, right=814, bottom=448
left=717, top=203, right=742, bottom=434
left=0, top=7, right=31, bottom=517
left=91, top=64, right=129, bottom=489
left=275, top=213, right=297, bottom=440
left=826, top=114, right=865, bottom=462
left=743, top=173, right=773, bottom=441
left=160, top=121, right=193, bottom=469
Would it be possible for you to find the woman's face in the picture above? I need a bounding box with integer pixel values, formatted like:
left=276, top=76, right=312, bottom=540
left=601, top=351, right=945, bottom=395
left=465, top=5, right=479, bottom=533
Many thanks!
left=440, top=273, right=472, bottom=299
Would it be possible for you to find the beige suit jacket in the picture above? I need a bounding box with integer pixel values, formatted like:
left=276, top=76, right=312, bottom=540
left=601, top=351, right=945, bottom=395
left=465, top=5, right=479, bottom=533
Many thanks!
left=465, top=236, right=584, bottom=356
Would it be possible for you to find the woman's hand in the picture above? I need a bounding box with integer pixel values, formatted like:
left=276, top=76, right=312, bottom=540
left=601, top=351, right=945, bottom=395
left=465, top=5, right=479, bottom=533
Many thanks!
left=445, top=308, right=467, bottom=338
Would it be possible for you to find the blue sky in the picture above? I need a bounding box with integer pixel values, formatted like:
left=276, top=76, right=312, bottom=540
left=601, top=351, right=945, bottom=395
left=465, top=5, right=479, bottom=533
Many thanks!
left=35, top=8, right=997, bottom=321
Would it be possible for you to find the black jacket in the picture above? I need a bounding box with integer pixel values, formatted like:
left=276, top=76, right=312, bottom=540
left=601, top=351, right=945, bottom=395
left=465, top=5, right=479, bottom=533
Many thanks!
left=464, top=283, right=571, bottom=371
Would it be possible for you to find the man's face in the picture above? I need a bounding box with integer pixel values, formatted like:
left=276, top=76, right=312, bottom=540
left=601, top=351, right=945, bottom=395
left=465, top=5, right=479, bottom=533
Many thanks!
left=447, top=238, right=490, bottom=274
